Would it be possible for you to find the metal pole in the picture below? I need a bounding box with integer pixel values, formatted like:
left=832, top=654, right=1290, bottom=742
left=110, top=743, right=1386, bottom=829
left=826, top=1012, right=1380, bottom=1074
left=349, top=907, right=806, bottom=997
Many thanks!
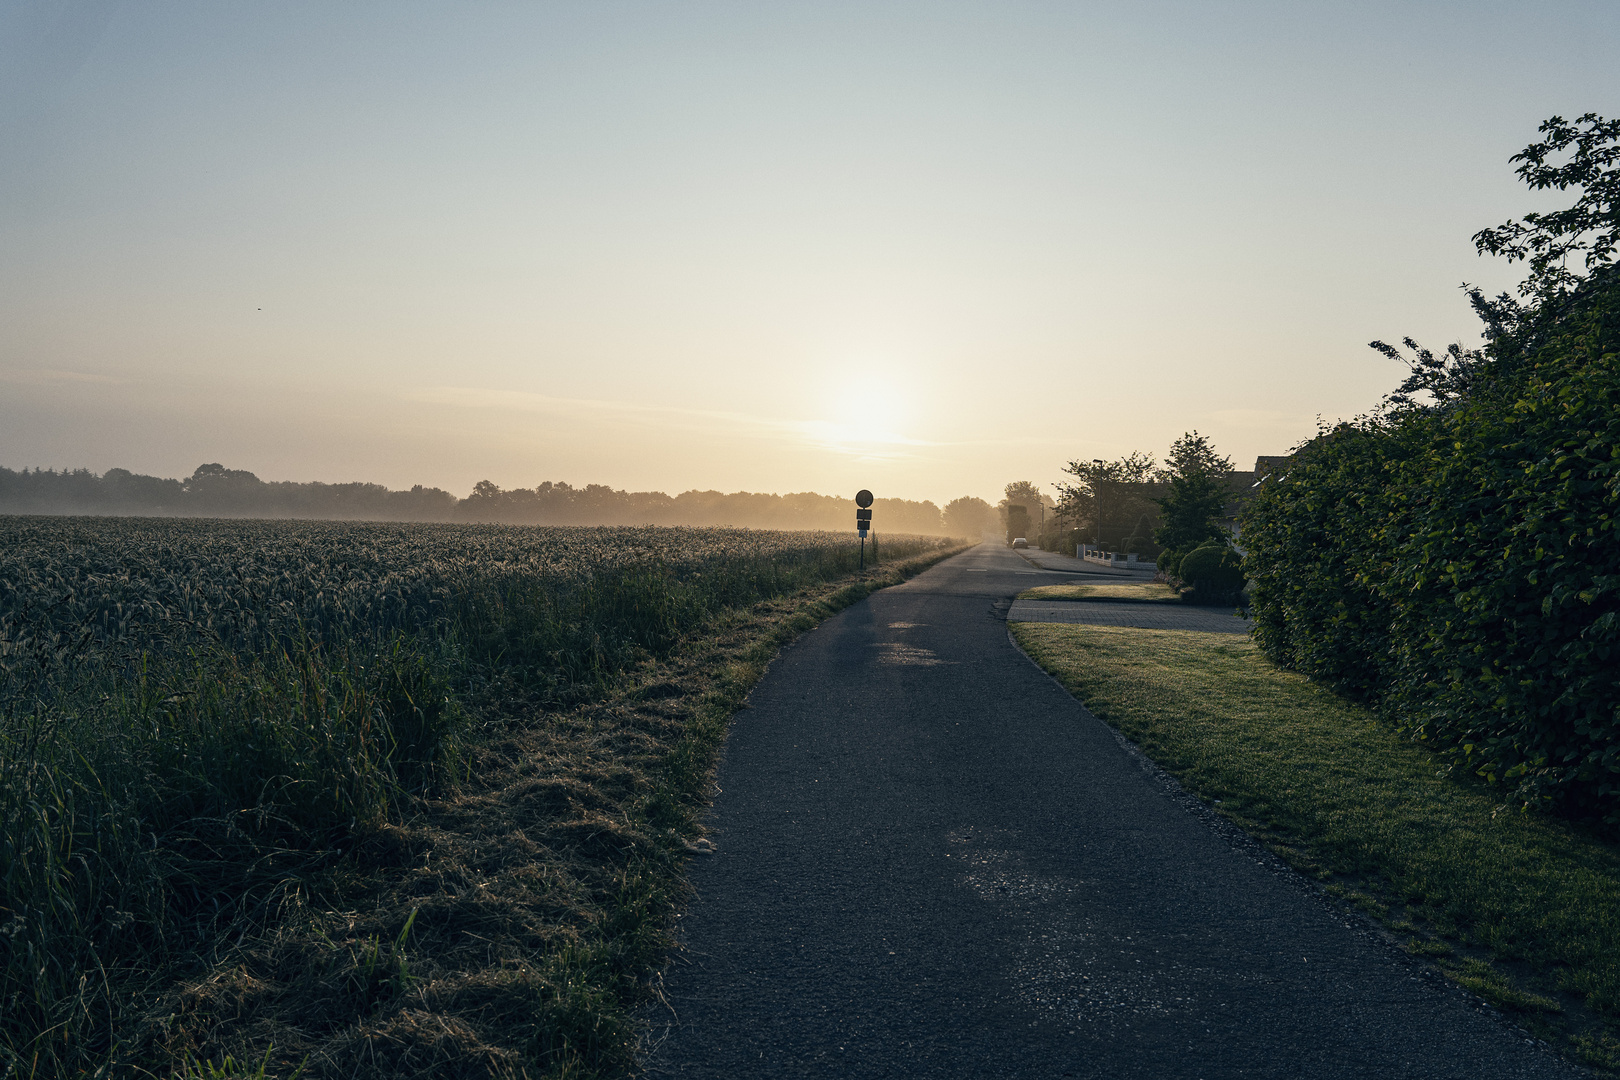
left=860, top=535, right=865, bottom=572
left=1092, top=459, right=1104, bottom=554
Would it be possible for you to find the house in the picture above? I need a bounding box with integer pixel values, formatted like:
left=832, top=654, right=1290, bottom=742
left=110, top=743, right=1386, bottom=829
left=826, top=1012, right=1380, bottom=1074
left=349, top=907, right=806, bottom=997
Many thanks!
left=1222, top=455, right=1293, bottom=539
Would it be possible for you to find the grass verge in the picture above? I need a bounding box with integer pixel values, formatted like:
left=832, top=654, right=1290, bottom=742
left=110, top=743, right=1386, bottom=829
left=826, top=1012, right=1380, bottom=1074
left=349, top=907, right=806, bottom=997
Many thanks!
left=1015, top=582, right=1180, bottom=603
left=140, top=545, right=967, bottom=1079
left=1010, top=621, right=1620, bottom=1075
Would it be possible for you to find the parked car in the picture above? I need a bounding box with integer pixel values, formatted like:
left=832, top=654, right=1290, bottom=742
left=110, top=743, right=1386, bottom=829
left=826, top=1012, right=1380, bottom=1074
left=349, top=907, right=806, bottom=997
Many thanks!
left=1011, top=537, right=1029, bottom=548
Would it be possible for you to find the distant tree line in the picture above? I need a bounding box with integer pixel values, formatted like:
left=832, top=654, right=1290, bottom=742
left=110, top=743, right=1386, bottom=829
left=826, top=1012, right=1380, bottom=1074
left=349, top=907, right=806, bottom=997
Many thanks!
left=459, top=479, right=952, bottom=533
left=0, top=463, right=460, bottom=521
left=0, top=461, right=968, bottom=534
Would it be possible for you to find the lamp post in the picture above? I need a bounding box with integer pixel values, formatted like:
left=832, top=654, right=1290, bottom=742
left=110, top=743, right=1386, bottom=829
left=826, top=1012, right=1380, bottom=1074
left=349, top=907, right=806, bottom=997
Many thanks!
left=1092, top=459, right=1104, bottom=555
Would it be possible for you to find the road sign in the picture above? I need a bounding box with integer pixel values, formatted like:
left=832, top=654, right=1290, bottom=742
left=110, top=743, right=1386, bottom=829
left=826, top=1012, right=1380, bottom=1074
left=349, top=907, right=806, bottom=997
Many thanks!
left=855, top=490, right=874, bottom=569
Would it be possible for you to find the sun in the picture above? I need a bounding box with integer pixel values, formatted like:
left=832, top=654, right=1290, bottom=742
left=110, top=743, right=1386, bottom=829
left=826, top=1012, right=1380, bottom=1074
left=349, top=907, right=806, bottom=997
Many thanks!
left=842, top=392, right=909, bottom=439
left=804, top=367, right=921, bottom=455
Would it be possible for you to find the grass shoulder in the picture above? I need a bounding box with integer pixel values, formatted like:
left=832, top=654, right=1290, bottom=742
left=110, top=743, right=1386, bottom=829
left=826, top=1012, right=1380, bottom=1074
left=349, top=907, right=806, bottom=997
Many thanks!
left=1010, top=620, right=1620, bottom=1076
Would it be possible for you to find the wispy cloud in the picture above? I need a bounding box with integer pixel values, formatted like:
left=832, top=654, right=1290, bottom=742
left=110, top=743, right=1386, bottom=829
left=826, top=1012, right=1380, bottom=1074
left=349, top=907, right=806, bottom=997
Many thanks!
left=403, top=385, right=936, bottom=459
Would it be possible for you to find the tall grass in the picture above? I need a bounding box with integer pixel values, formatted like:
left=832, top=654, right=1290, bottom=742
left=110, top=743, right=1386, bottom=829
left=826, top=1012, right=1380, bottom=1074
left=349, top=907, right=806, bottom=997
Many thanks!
left=0, top=629, right=461, bottom=1076
left=0, top=519, right=953, bottom=1076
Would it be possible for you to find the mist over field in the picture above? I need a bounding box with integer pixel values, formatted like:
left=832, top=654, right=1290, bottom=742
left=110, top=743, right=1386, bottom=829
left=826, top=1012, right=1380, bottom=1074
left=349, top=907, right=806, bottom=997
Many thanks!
left=0, top=461, right=977, bottom=534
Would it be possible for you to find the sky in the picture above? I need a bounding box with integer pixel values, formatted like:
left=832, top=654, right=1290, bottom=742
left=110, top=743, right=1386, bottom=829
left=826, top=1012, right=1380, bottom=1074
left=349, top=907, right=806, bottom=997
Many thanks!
left=2, top=1, right=1618, bottom=507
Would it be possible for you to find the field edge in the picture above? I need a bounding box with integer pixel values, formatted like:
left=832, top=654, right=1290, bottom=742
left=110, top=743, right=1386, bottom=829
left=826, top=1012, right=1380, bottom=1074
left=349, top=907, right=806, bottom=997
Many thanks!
left=150, top=540, right=976, bottom=1079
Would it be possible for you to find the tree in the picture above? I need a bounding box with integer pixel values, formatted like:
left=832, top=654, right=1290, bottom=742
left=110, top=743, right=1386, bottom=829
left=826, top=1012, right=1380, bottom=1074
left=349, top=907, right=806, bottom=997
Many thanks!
left=1473, top=112, right=1620, bottom=306
left=1374, top=114, right=1620, bottom=410
left=1003, top=503, right=1031, bottom=545
left=998, top=481, right=1049, bottom=542
left=467, top=479, right=502, bottom=503
left=183, top=462, right=268, bottom=514
left=1153, top=432, right=1232, bottom=555
left=1055, top=452, right=1155, bottom=549
left=942, top=496, right=998, bottom=539
left=1162, top=431, right=1232, bottom=480
left=1001, top=481, right=1046, bottom=518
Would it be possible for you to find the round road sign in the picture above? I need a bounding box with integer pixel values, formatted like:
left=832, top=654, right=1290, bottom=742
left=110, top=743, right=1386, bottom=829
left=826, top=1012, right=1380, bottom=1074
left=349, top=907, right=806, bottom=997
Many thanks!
left=855, top=489, right=874, bottom=508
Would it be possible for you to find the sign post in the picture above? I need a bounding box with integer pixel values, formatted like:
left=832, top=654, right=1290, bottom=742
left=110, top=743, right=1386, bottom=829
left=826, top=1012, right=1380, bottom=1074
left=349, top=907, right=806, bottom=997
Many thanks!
left=855, top=489, right=874, bottom=572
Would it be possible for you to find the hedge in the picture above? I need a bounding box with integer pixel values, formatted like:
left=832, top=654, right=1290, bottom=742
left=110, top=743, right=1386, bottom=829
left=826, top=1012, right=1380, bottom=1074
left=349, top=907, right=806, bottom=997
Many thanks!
left=1242, top=269, right=1620, bottom=822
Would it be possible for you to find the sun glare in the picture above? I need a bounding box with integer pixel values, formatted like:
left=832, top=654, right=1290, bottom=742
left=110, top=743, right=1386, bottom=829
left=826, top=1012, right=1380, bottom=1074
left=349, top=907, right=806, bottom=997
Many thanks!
left=843, top=394, right=905, bottom=437
left=803, top=365, right=922, bottom=455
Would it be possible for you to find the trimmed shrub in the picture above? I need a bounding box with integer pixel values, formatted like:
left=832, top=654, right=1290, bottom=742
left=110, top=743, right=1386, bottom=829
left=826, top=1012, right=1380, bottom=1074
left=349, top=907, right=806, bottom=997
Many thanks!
left=1178, top=541, right=1244, bottom=606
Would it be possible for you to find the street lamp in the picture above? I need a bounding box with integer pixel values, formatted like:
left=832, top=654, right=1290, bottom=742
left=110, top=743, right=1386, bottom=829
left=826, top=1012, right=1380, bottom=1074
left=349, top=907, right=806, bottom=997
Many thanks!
left=1092, top=459, right=1104, bottom=555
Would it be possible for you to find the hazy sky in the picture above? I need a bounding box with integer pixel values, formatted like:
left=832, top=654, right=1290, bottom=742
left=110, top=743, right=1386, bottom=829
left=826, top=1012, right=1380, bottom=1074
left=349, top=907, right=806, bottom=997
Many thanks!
left=3, top=1, right=1617, bottom=506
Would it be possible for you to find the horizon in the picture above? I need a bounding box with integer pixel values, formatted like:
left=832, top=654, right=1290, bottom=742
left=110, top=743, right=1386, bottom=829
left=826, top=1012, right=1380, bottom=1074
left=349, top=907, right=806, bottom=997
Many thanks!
left=0, top=448, right=1282, bottom=511
left=2, top=458, right=977, bottom=504
left=4, top=2, right=1618, bottom=508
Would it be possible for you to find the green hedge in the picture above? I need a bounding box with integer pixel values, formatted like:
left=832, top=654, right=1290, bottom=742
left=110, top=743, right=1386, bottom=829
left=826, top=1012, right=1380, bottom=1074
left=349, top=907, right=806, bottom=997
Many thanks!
left=1242, top=419, right=1419, bottom=703
left=1242, top=271, right=1620, bottom=821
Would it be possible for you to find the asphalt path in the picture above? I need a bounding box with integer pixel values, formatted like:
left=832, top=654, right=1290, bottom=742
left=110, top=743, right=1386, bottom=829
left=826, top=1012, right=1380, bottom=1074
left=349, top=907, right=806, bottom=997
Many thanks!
left=643, top=544, right=1576, bottom=1079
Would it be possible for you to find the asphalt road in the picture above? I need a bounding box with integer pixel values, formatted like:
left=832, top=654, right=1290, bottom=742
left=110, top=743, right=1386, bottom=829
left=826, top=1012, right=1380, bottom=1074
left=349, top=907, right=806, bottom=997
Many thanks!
left=642, top=544, right=1577, bottom=1079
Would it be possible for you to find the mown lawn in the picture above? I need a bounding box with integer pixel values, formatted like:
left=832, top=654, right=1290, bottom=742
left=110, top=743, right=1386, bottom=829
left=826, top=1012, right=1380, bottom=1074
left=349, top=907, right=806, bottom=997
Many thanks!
left=1016, top=581, right=1180, bottom=602
left=1011, top=621, right=1620, bottom=1074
